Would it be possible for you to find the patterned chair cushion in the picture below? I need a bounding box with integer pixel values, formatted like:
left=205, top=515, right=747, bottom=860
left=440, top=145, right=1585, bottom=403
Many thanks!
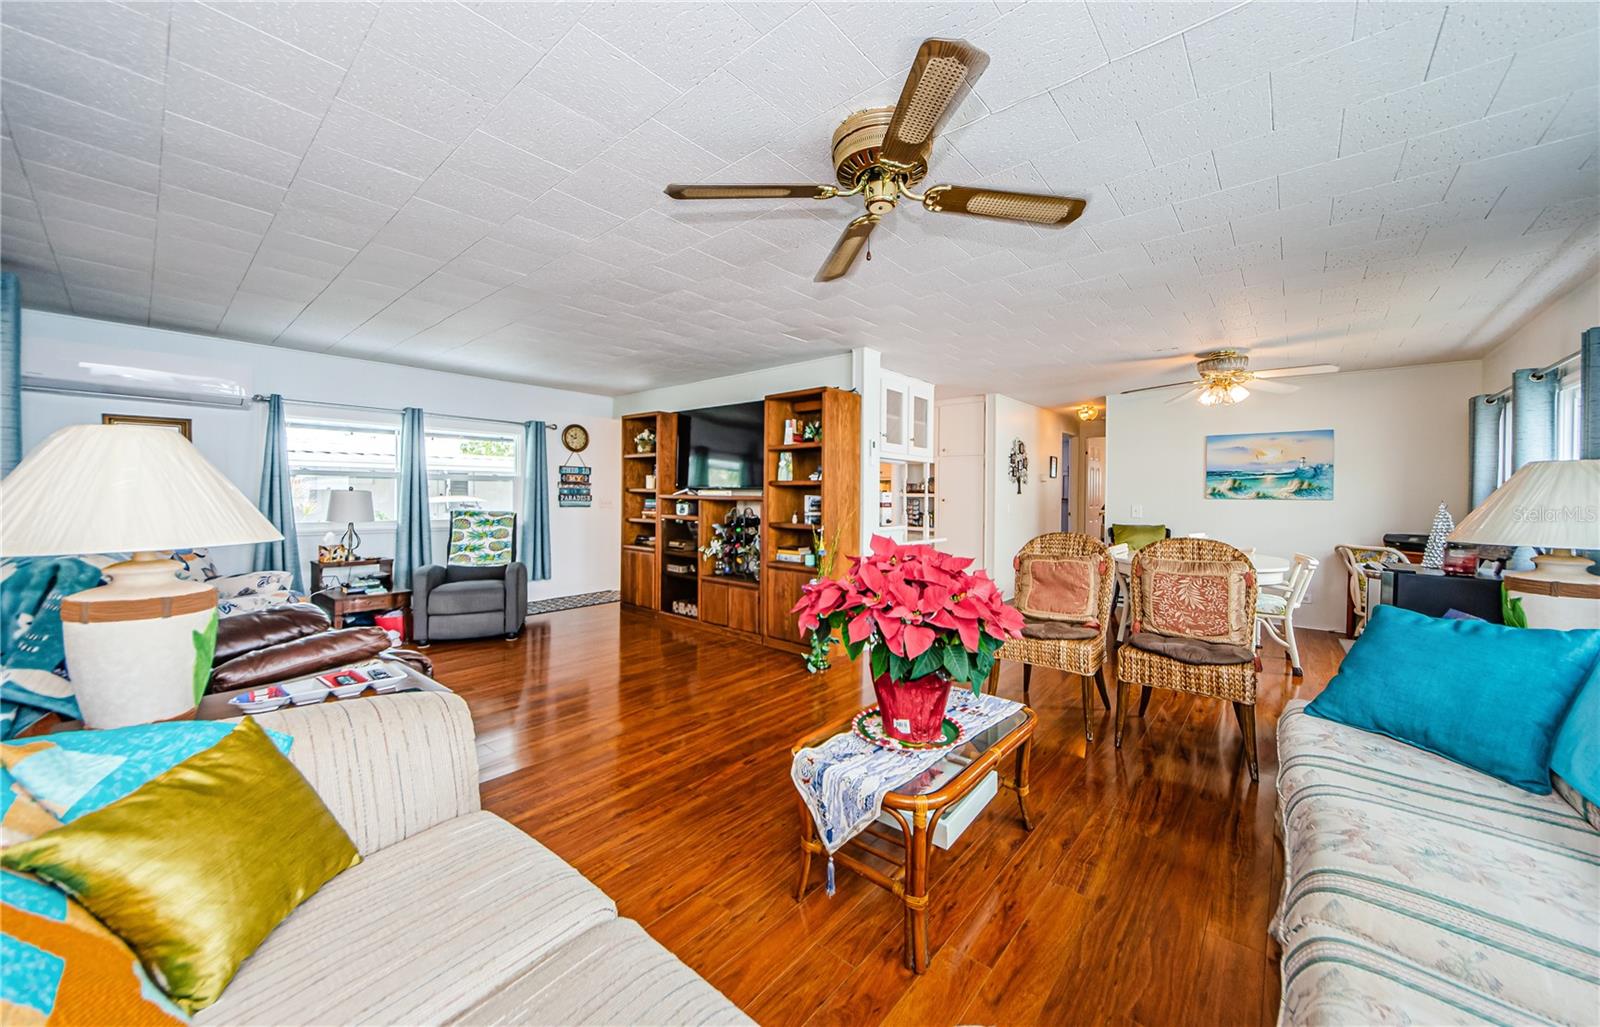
left=1020, top=618, right=1099, bottom=641
left=1127, top=631, right=1253, bottom=666
left=1014, top=554, right=1103, bottom=623
left=1256, top=592, right=1288, bottom=616
left=1274, top=701, right=1600, bottom=1026
left=1136, top=558, right=1252, bottom=646
left=446, top=511, right=516, bottom=567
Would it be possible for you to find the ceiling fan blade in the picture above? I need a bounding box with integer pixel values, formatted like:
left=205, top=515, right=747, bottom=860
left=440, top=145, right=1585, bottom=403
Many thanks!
left=1122, top=378, right=1200, bottom=395
left=815, top=214, right=879, bottom=283
left=1251, top=363, right=1340, bottom=379
left=922, top=185, right=1087, bottom=226
left=878, top=38, right=990, bottom=169
left=1164, top=386, right=1203, bottom=406
left=664, top=183, right=834, bottom=200
left=1247, top=378, right=1297, bottom=394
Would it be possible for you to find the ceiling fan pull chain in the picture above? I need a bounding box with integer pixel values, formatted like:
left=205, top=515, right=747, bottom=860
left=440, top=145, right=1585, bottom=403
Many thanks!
left=865, top=246, right=872, bottom=262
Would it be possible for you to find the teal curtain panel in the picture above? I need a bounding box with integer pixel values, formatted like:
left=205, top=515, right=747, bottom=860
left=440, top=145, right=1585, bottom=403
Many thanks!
left=1, top=272, right=19, bottom=476
left=522, top=420, right=552, bottom=581
left=1510, top=368, right=1558, bottom=471
left=394, top=406, right=431, bottom=589
left=253, top=394, right=304, bottom=591
left=1583, top=327, right=1598, bottom=461
left=1467, top=394, right=1501, bottom=509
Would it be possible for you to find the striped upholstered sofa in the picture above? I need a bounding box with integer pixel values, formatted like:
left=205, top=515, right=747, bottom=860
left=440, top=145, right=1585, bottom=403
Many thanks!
left=1273, top=700, right=1599, bottom=1025
left=198, top=691, right=748, bottom=1026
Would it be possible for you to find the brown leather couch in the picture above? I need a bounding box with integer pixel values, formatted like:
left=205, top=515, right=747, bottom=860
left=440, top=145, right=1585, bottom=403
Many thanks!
left=207, top=604, right=433, bottom=694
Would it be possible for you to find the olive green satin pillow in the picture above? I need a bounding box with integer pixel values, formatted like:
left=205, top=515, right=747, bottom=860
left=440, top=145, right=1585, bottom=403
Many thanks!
left=1, top=717, right=360, bottom=1013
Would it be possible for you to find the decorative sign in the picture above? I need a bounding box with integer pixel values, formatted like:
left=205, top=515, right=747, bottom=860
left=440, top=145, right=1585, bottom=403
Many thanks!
left=558, top=461, right=592, bottom=507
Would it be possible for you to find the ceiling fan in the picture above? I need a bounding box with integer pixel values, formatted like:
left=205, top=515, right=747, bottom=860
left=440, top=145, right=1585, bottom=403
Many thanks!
left=663, top=38, right=1087, bottom=283
left=1122, top=350, right=1340, bottom=406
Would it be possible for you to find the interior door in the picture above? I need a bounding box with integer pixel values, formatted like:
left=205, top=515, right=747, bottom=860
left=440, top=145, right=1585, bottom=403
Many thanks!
left=1059, top=434, right=1071, bottom=532
left=936, top=453, right=985, bottom=563
left=1085, top=436, right=1106, bottom=541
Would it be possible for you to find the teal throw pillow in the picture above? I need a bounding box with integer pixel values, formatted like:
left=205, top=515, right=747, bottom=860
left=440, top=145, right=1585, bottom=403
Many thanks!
left=1550, top=658, right=1600, bottom=821
left=1, top=721, right=292, bottom=823
left=1307, top=604, right=1600, bottom=793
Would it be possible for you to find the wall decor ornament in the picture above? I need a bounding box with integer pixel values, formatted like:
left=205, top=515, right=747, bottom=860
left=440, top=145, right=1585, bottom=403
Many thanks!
left=1205, top=430, right=1334, bottom=500
left=1008, top=440, right=1028, bottom=494
left=558, top=459, right=592, bottom=507
left=1422, top=501, right=1454, bottom=569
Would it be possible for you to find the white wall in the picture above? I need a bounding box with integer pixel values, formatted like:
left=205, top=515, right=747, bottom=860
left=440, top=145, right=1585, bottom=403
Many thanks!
left=18, top=310, right=619, bottom=600
left=1480, top=270, right=1598, bottom=390
left=986, top=395, right=1077, bottom=595
left=1105, top=360, right=1482, bottom=630
left=609, top=353, right=854, bottom=416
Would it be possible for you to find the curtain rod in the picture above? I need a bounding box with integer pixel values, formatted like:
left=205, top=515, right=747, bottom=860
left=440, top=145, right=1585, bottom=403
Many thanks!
left=1483, top=349, right=1580, bottom=403
left=250, top=394, right=556, bottom=430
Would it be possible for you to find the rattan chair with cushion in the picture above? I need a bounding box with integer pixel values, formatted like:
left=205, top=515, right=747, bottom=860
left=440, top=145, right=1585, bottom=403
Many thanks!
left=1114, top=537, right=1261, bottom=780
left=989, top=532, right=1115, bottom=742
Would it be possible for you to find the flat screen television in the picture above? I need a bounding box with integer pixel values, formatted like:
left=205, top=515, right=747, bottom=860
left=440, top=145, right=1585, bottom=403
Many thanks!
left=676, top=401, right=763, bottom=490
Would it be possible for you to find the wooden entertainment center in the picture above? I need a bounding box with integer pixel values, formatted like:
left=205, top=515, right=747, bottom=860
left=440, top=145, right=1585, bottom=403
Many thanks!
left=620, top=387, right=861, bottom=653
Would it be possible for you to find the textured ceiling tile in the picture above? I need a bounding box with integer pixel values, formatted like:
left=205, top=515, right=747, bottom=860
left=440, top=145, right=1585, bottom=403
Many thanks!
left=1030, top=124, right=1153, bottom=194
left=1, top=26, right=164, bottom=116
left=413, top=165, right=529, bottom=223
left=1052, top=36, right=1194, bottom=140
left=1, top=0, right=167, bottom=78
left=56, top=253, right=150, bottom=295
left=1214, top=118, right=1341, bottom=188
left=1230, top=199, right=1333, bottom=244
left=1193, top=238, right=1282, bottom=275
left=821, top=1, right=1005, bottom=79
left=1270, top=8, right=1441, bottom=127
left=464, top=1, right=589, bottom=54
left=521, top=25, right=680, bottom=135
left=1183, top=2, right=1355, bottom=96
left=297, top=146, right=424, bottom=208
left=365, top=1, right=542, bottom=101
left=583, top=2, right=761, bottom=92
left=313, top=102, right=453, bottom=180
left=1140, top=75, right=1270, bottom=166
left=1086, top=1, right=1233, bottom=59
left=654, top=68, right=795, bottom=164
left=155, top=208, right=263, bottom=255
left=1, top=80, right=161, bottom=163
left=1277, top=141, right=1403, bottom=206
left=159, top=153, right=287, bottom=213
left=162, top=115, right=301, bottom=187
left=46, top=216, right=155, bottom=268
left=1447, top=132, right=1599, bottom=207
left=969, top=2, right=1108, bottom=110
left=370, top=198, right=495, bottom=260
left=1172, top=176, right=1277, bottom=230
left=605, top=208, right=711, bottom=255
left=1527, top=194, right=1600, bottom=234
left=945, top=93, right=1075, bottom=177
left=23, top=160, right=155, bottom=218
left=1428, top=1, right=1599, bottom=80
left=1330, top=170, right=1452, bottom=223
left=1107, top=152, right=1217, bottom=213
left=519, top=189, right=625, bottom=241
left=480, top=83, right=614, bottom=172
left=337, top=47, right=493, bottom=145
left=441, top=130, right=568, bottom=200
left=725, top=5, right=879, bottom=125
left=1280, top=216, right=1380, bottom=257
left=342, top=243, right=448, bottom=290
left=210, top=2, right=379, bottom=66
left=1338, top=57, right=1508, bottom=156
left=1140, top=222, right=1231, bottom=263
left=284, top=177, right=396, bottom=229
left=1490, top=28, right=1600, bottom=114
left=603, top=119, right=725, bottom=184
left=1545, top=86, right=1599, bottom=143
left=170, top=3, right=345, bottom=115
left=10, top=123, right=158, bottom=193
left=165, top=60, right=322, bottom=154
left=1085, top=205, right=1182, bottom=251
left=558, top=157, right=664, bottom=220
left=1396, top=97, right=1564, bottom=177
left=1375, top=193, right=1502, bottom=239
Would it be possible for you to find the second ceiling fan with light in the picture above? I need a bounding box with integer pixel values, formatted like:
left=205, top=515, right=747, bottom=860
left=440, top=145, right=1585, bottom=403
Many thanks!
left=664, top=38, right=1088, bottom=282
left=1123, top=351, right=1341, bottom=406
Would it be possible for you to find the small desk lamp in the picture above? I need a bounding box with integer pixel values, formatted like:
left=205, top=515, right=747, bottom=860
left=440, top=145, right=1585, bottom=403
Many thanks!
left=0, top=425, right=282, bottom=727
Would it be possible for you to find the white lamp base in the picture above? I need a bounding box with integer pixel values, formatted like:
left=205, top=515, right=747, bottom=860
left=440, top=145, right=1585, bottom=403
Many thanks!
left=60, top=552, right=219, bottom=728
left=1504, top=551, right=1600, bottom=630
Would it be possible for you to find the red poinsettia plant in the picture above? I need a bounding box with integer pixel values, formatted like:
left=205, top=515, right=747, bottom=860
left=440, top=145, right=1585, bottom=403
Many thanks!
left=791, top=535, right=1024, bottom=692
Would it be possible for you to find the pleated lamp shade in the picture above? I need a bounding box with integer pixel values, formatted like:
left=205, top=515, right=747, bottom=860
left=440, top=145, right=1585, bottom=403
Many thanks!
left=0, top=424, right=281, bottom=557
left=1449, top=460, right=1600, bottom=549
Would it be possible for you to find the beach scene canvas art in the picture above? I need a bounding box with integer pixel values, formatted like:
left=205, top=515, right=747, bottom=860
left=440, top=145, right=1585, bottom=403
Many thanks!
left=1205, top=430, right=1334, bottom=500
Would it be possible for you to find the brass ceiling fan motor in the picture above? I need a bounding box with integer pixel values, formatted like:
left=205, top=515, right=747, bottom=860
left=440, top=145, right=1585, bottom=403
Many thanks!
left=663, top=37, right=1088, bottom=282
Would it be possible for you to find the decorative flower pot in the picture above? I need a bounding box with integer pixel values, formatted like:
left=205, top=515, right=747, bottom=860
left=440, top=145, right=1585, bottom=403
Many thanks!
left=873, top=673, right=953, bottom=744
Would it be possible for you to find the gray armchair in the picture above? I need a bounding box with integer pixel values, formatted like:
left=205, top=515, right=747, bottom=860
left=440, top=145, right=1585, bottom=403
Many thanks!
left=412, top=563, right=527, bottom=644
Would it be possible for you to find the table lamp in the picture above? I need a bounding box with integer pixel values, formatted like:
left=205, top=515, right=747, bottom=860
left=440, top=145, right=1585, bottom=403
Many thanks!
left=0, top=424, right=283, bottom=727
left=326, top=487, right=374, bottom=560
left=1449, top=459, right=1600, bottom=629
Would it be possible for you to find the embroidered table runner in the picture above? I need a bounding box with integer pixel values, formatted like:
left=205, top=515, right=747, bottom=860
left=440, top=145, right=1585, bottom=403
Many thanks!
left=791, top=691, right=1023, bottom=880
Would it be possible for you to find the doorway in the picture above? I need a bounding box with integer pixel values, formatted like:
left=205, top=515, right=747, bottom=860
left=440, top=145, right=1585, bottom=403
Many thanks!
left=1059, top=433, right=1072, bottom=531
left=1086, top=436, right=1106, bottom=540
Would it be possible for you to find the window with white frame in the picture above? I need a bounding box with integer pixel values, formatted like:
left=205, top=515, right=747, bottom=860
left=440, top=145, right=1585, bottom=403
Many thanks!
left=1556, top=370, right=1583, bottom=460
left=1496, top=397, right=1515, bottom=487
left=286, top=415, right=400, bottom=525
left=425, top=425, right=519, bottom=522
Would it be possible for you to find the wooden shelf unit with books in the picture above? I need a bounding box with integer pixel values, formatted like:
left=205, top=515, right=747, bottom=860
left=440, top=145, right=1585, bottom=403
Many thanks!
left=620, top=412, right=664, bottom=610
left=761, top=387, right=861, bottom=654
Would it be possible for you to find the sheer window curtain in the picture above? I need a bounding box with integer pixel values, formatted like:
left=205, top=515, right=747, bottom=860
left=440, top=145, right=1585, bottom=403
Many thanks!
left=253, top=394, right=304, bottom=591
left=394, top=407, right=431, bottom=590
left=521, top=420, right=552, bottom=580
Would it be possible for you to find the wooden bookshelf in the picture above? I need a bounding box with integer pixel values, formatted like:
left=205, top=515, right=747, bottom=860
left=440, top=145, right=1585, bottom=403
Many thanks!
left=620, top=412, right=664, bottom=610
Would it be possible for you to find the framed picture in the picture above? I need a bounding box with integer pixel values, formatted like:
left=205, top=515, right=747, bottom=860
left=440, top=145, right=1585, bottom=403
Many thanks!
left=102, top=413, right=192, bottom=440
left=1048, top=455, right=1059, bottom=479
left=1205, top=430, right=1334, bottom=500
left=803, top=493, right=822, bottom=525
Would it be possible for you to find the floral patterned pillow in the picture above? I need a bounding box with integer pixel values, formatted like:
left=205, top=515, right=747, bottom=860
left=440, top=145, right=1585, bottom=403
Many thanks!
left=1136, top=558, right=1252, bottom=646
left=1014, top=555, right=1105, bottom=624
left=447, top=511, right=516, bottom=567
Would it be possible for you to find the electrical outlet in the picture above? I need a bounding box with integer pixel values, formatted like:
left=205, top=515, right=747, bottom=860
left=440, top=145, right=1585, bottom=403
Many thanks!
left=1131, top=504, right=1144, bottom=518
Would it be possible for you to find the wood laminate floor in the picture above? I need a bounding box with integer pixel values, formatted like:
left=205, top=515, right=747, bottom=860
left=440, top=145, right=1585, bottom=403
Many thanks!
left=428, top=605, right=1345, bottom=1026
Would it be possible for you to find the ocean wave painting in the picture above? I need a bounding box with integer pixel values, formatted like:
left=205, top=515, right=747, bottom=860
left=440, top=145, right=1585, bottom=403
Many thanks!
left=1205, top=430, right=1334, bottom=501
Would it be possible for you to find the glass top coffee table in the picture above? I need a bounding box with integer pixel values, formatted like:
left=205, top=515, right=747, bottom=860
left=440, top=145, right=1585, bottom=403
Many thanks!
left=791, top=704, right=1036, bottom=973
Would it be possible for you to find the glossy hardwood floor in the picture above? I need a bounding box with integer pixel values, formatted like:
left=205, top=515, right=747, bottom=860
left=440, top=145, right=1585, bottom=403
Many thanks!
left=429, top=605, right=1346, bottom=1027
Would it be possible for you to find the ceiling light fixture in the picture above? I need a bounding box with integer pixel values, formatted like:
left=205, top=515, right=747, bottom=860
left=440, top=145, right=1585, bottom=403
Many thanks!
left=1076, top=404, right=1099, bottom=421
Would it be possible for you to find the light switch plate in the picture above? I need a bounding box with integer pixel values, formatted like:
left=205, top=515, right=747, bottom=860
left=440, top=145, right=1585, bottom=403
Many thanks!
left=1131, top=504, right=1144, bottom=518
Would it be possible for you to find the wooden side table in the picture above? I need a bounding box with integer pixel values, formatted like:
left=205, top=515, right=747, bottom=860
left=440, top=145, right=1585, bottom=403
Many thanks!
left=309, top=559, right=410, bottom=641
left=792, top=704, right=1036, bottom=973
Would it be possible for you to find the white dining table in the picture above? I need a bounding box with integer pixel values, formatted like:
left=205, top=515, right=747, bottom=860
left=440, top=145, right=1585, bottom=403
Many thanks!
left=1112, top=551, right=1291, bottom=640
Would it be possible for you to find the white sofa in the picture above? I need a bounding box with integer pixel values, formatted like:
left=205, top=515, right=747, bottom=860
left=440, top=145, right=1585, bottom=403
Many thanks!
left=1273, top=700, right=1600, bottom=1025
left=200, top=691, right=750, bottom=1026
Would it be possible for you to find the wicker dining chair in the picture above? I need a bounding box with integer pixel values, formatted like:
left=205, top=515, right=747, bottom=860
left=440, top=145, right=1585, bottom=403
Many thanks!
left=1114, top=537, right=1261, bottom=780
left=989, top=532, right=1115, bottom=742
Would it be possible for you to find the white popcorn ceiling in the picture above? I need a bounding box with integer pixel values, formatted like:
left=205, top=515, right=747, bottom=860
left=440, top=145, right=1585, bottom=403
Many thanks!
left=1, top=1, right=1596, bottom=405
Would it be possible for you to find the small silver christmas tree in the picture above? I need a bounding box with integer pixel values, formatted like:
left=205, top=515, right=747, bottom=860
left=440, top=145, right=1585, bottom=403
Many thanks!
left=1422, top=501, right=1453, bottom=569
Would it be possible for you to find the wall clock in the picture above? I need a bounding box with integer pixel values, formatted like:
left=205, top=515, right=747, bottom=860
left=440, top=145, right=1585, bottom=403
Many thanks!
left=561, top=424, right=589, bottom=452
